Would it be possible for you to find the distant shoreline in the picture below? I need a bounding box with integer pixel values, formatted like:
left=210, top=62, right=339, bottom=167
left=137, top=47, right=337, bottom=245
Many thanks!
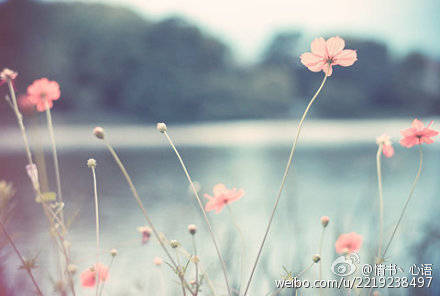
left=2, top=118, right=438, bottom=151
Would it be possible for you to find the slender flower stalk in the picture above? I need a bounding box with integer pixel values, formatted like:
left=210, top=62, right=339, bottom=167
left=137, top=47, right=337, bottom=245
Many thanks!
left=226, top=205, right=246, bottom=295
left=159, top=125, right=232, bottom=296
left=382, top=146, right=423, bottom=259
left=88, top=159, right=101, bottom=296
left=244, top=72, right=328, bottom=295
left=0, top=220, right=44, bottom=296
left=376, top=144, right=384, bottom=260
left=45, top=101, right=65, bottom=224
left=95, top=129, right=186, bottom=284
left=318, top=229, right=326, bottom=296
left=98, top=254, right=116, bottom=296
left=189, top=227, right=200, bottom=295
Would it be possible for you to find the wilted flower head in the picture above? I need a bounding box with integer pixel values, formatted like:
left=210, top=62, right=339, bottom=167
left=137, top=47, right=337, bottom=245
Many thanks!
left=0, top=68, right=17, bottom=82
left=153, top=257, right=163, bottom=266
left=300, top=36, right=357, bottom=76
left=400, top=119, right=439, bottom=148
left=67, top=264, right=78, bottom=274
left=26, top=78, right=61, bottom=112
left=320, top=216, right=330, bottom=228
left=335, top=232, right=363, bottom=254
left=156, top=122, right=167, bottom=133
left=18, top=95, right=35, bottom=114
left=204, top=183, right=245, bottom=214
left=80, top=263, right=109, bottom=287
left=170, top=240, right=180, bottom=248
left=137, top=226, right=152, bottom=244
left=376, top=134, right=394, bottom=158
left=312, top=254, right=321, bottom=263
left=87, top=158, right=97, bottom=168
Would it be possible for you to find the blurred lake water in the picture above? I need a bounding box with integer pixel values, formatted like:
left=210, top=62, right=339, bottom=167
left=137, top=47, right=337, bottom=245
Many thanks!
left=1, top=120, right=439, bottom=295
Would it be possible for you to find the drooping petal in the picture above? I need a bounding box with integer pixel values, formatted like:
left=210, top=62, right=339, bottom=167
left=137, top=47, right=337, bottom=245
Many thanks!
left=382, top=144, right=394, bottom=158
left=421, top=137, right=434, bottom=145
left=333, top=49, right=357, bottom=67
left=326, top=36, right=345, bottom=57
left=310, top=37, right=327, bottom=57
left=400, top=136, right=419, bottom=148
left=411, top=119, right=425, bottom=130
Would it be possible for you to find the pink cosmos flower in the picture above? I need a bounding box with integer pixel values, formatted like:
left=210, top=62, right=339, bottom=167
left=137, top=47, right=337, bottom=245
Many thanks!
left=300, top=36, right=357, bottom=76
left=376, top=134, right=394, bottom=158
left=26, top=78, right=61, bottom=112
left=335, top=232, right=363, bottom=254
left=137, top=226, right=152, bottom=244
left=80, top=263, right=109, bottom=288
left=204, top=183, right=244, bottom=214
left=400, top=119, right=439, bottom=148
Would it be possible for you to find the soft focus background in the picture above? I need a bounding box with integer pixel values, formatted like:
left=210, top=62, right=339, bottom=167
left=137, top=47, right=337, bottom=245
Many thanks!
left=0, top=0, right=440, bottom=295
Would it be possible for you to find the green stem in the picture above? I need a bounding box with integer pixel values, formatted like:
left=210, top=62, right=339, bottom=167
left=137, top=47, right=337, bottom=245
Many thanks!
left=244, top=72, right=328, bottom=296
left=163, top=131, right=232, bottom=296
left=192, top=235, right=199, bottom=295
left=318, top=227, right=326, bottom=296
left=382, top=145, right=423, bottom=259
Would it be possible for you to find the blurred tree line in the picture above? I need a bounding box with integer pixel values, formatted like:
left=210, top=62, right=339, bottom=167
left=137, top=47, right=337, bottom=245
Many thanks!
left=1, top=0, right=439, bottom=124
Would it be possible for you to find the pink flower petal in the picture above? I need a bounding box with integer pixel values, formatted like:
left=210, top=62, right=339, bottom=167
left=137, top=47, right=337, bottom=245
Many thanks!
left=400, top=136, right=418, bottom=148
left=326, top=36, right=345, bottom=57
left=333, top=49, right=358, bottom=67
left=411, top=119, right=424, bottom=130
left=310, top=37, right=327, bottom=57
left=382, top=144, right=394, bottom=158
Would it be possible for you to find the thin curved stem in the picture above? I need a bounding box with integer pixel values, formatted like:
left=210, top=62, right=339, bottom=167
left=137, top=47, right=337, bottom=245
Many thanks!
left=382, top=145, right=423, bottom=259
left=244, top=73, right=328, bottom=296
left=318, top=227, right=326, bottom=296
left=0, top=220, right=44, bottom=296
left=90, top=166, right=100, bottom=296
left=103, top=139, right=179, bottom=271
left=45, top=105, right=64, bottom=211
left=227, top=205, right=246, bottom=295
left=162, top=131, right=232, bottom=296
left=376, top=144, right=384, bottom=260
left=192, top=235, right=200, bottom=295
left=98, top=256, right=115, bottom=296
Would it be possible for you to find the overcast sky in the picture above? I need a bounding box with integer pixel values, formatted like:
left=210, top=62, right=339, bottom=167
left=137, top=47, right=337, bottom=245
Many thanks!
left=50, top=0, right=440, bottom=62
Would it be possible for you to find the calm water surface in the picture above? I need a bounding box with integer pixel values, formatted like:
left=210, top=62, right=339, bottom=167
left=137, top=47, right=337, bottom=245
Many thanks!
left=1, top=143, right=439, bottom=295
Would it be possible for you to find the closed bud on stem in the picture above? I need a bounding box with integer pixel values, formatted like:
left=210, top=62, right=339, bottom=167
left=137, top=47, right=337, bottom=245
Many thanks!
left=156, top=122, right=167, bottom=133
left=110, top=248, right=118, bottom=257
left=188, top=224, right=197, bottom=235
left=321, top=216, right=330, bottom=228
left=93, top=127, right=105, bottom=139
left=67, top=264, right=77, bottom=274
left=312, top=254, right=321, bottom=263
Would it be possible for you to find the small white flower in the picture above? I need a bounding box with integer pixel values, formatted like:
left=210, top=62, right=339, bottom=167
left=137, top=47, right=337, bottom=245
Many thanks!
left=156, top=122, right=167, bottom=133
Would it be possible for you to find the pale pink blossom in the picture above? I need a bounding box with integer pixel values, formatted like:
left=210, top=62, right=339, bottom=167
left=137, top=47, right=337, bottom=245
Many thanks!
left=137, top=226, right=152, bottom=244
left=204, top=183, right=244, bottom=214
left=80, top=263, right=109, bottom=288
left=320, top=216, right=330, bottom=227
left=300, top=36, right=357, bottom=76
left=400, top=119, right=439, bottom=148
left=376, top=134, right=394, bottom=158
left=335, top=232, right=363, bottom=254
left=26, top=78, right=61, bottom=112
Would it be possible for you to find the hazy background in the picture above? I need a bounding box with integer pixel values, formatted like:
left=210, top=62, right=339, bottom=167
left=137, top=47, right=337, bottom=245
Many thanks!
left=1, top=0, right=440, bottom=295
left=0, top=0, right=439, bottom=124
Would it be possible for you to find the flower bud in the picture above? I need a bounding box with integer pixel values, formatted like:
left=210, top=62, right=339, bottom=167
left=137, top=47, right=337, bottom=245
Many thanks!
left=67, top=264, right=77, bottom=274
left=0, top=68, right=17, bottom=81
left=192, top=255, right=200, bottom=264
left=110, top=248, right=118, bottom=257
left=93, top=127, right=105, bottom=139
left=87, top=158, right=96, bottom=168
left=188, top=224, right=197, bottom=235
left=156, top=122, right=167, bottom=133
left=321, top=216, right=330, bottom=228
left=312, top=254, right=321, bottom=263
left=153, top=257, right=163, bottom=266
